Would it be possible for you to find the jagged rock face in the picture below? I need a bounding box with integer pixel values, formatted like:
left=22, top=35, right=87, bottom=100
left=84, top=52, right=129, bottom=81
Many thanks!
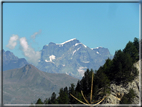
left=103, top=60, right=141, bottom=104
left=37, top=39, right=113, bottom=78
left=1, top=50, right=29, bottom=71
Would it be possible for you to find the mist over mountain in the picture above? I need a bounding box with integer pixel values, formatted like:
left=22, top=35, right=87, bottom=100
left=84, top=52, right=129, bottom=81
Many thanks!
left=36, top=38, right=113, bottom=78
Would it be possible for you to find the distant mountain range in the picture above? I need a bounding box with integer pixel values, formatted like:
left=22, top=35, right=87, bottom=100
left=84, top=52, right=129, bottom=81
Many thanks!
left=1, top=49, right=28, bottom=71
left=3, top=64, right=79, bottom=104
left=36, top=38, right=113, bottom=78
left=2, top=38, right=113, bottom=78
left=2, top=38, right=113, bottom=104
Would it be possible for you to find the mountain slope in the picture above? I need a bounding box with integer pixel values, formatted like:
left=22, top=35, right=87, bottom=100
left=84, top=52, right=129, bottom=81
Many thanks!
left=37, top=38, right=113, bottom=78
left=3, top=64, right=79, bottom=104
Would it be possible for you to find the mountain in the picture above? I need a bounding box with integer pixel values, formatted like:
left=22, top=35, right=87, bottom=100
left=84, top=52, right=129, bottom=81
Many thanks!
left=2, top=39, right=113, bottom=78
left=36, top=38, right=113, bottom=78
left=1, top=49, right=28, bottom=71
left=92, top=47, right=112, bottom=58
left=3, top=64, right=79, bottom=104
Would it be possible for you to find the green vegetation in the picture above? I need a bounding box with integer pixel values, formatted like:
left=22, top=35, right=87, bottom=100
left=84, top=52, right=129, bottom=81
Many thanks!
left=120, top=88, right=137, bottom=104
left=34, top=37, right=139, bottom=104
left=36, top=98, right=44, bottom=104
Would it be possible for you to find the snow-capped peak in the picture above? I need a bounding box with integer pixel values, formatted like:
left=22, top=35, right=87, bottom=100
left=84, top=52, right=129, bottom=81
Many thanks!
left=83, top=44, right=87, bottom=48
left=56, top=38, right=77, bottom=46
left=61, top=38, right=77, bottom=45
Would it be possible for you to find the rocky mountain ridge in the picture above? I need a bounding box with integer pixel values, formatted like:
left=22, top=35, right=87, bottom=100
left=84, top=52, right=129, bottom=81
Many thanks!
left=2, top=38, right=113, bottom=79
left=36, top=38, right=113, bottom=78
left=1, top=49, right=28, bottom=71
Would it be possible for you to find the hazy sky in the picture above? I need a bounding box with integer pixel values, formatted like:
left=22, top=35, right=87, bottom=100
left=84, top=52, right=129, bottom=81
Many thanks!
left=3, top=2, right=139, bottom=61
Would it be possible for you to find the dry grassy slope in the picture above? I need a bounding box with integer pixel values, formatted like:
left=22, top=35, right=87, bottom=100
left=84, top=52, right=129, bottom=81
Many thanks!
left=3, top=64, right=79, bottom=104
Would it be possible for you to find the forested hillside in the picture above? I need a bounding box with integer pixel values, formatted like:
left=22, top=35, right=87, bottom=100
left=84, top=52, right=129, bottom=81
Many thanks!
left=34, top=37, right=140, bottom=105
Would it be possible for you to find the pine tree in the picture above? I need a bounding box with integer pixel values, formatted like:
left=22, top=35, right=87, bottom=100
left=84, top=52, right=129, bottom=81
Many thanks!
left=50, top=92, right=57, bottom=104
left=111, top=49, right=138, bottom=85
left=75, top=80, right=81, bottom=92
left=133, top=37, right=139, bottom=52
left=69, top=83, right=76, bottom=104
left=123, top=41, right=138, bottom=63
left=47, top=98, right=51, bottom=104
left=58, top=87, right=69, bottom=104
left=94, top=69, right=110, bottom=96
left=103, top=58, right=113, bottom=78
left=36, top=98, right=43, bottom=104
left=81, top=69, right=92, bottom=95
left=43, top=98, right=48, bottom=104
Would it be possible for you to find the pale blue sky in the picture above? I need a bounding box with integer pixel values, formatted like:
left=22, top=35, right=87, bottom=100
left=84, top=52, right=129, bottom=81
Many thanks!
left=3, top=2, right=139, bottom=59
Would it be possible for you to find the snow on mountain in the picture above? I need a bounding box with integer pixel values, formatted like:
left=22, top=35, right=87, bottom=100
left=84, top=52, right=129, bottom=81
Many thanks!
left=56, top=38, right=77, bottom=47
left=45, top=59, right=49, bottom=62
left=49, top=55, right=55, bottom=61
left=61, top=38, right=77, bottom=45
left=95, top=47, right=99, bottom=49
left=91, top=47, right=103, bottom=50
left=44, top=55, right=55, bottom=62
left=82, top=44, right=87, bottom=48
left=72, top=47, right=81, bottom=55
left=75, top=43, right=82, bottom=46
left=96, top=51, right=99, bottom=54
left=72, top=50, right=77, bottom=55
left=3, top=38, right=113, bottom=79
left=54, top=38, right=88, bottom=49
left=37, top=38, right=113, bottom=78
left=65, top=72, right=69, bottom=75
left=94, top=46, right=103, bottom=49
left=74, top=43, right=87, bottom=48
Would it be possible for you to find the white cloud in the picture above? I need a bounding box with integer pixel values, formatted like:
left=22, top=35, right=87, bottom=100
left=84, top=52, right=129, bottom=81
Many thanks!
left=31, top=30, right=41, bottom=40
left=19, top=37, right=41, bottom=66
left=6, top=35, right=19, bottom=49
left=19, top=37, right=28, bottom=51
left=6, top=31, right=42, bottom=66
